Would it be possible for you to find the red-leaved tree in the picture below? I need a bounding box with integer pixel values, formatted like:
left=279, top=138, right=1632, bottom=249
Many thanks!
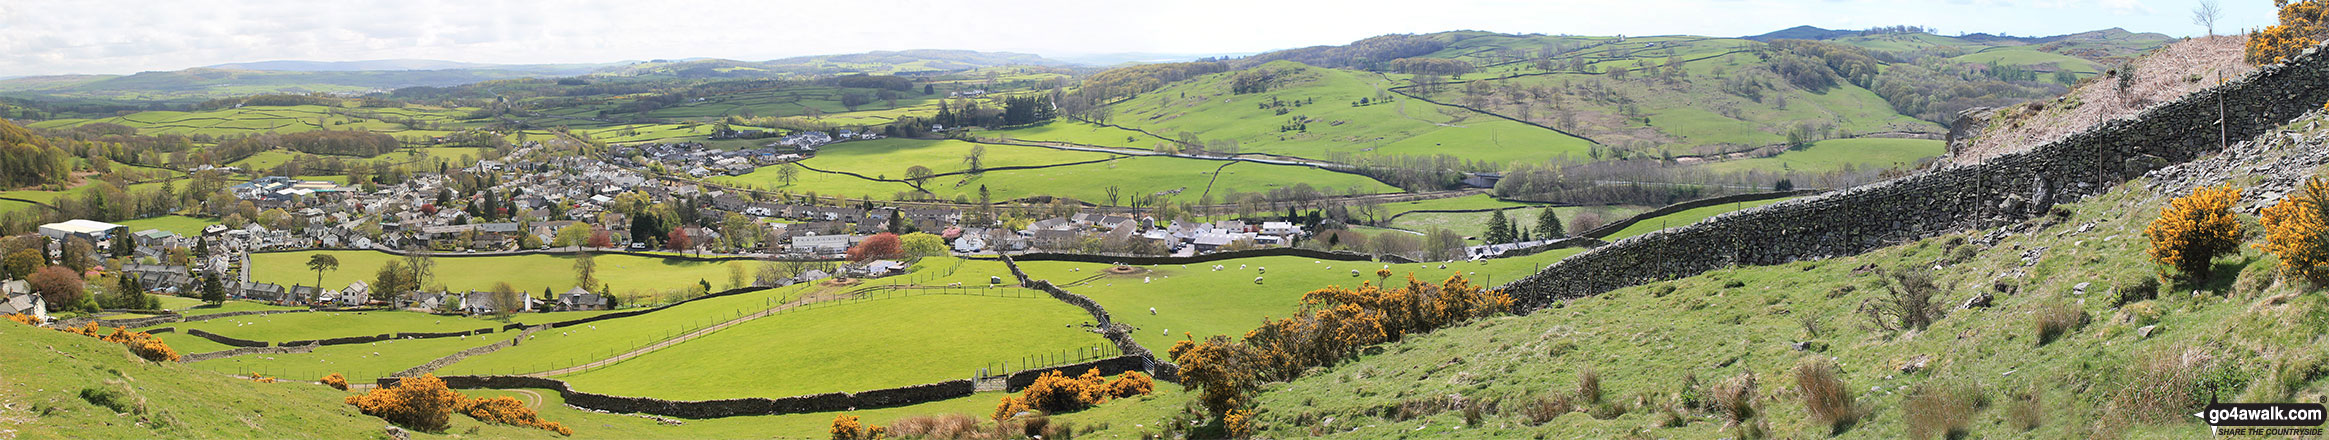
left=28, top=265, right=84, bottom=310
left=587, top=230, right=613, bottom=248
left=847, top=233, right=903, bottom=263
left=667, top=228, right=693, bottom=252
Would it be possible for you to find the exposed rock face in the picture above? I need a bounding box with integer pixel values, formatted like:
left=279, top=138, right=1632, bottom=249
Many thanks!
left=1946, top=106, right=1995, bottom=158
left=1500, top=44, right=2329, bottom=312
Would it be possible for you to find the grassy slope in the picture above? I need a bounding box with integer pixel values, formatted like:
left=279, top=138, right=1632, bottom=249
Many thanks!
left=982, top=121, right=1163, bottom=150
left=1012, top=252, right=1578, bottom=356
left=247, top=250, right=754, bottom=293
left=718, top=154, right=1398, bottom=204
left=161, top=310, right=509, bottom=341
left=1701, top=137, right=1944, bottom=175
left=0, top=322, right=387, bottom=439
left=557, top=293, right=1109, bottom=400
left=1228, top=177, right=2323, bottom=438
left=438, top=283, right=823, bottom=376
left=1097, top=61, right=1592, bottom=164
left=803, top=138, right=1112, bottom=178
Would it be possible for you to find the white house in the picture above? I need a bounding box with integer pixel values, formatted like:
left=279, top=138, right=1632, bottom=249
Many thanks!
left=791, top=233, right=851, bottom=254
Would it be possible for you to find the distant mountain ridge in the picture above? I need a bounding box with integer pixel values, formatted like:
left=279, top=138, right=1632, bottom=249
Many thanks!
left=1744, top=25, right=2174, bottom=44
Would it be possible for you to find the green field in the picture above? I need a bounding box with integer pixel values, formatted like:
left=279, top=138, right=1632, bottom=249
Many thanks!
left=805, top=138, right=1114, bottom=178
left=720, top=154, right=1400, bottom=205
left=117, top=215, right=219, bottom=237
left=162, top=310, right=509, bottom=342
left=179, top=299, right=307, bottom=317
left=27, top=104, right=478, bottom=138
left=247, top=250, right=755, bottom=294
left=185, top=332, right=507, bottom=381
left=1599, top=197, right=1796, bottom=240
left=981, top=121, right=1175, bottom=150
left=1388, top=205, right=1649, bottom=240
left=1095, top=61, right=1594, bottom=164
left=0, top=322, right=394, bottom=439
left=438, top=283, right=822, bottom=376
left=1011, top=252, right=1575, bottom=355
left=556, top=293, right=1108, bottom=400
left=1701, top=137, right=1946, bottom=175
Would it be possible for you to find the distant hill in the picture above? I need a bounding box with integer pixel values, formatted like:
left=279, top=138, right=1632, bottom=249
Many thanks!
left=1744, top=25, right=1863, bottom=41
left=607, top=49, right=1081, bottom=78
left=1048, top=52, right=1257, bottom=66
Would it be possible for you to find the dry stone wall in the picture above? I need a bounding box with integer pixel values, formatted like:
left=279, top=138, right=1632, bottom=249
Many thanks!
left=1003, top=356, right=1151, bottom=391
left=1499, top=44, right=2329, bottom=311
left=181, top=344, right=316, bottom=362
left=377, top=375, right=976, bottom=419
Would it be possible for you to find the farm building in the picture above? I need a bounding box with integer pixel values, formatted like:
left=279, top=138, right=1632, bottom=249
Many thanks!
left=38, top=219, right=125, bottom=243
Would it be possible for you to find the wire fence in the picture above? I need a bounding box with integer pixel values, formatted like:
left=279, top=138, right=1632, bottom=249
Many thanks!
left=975, top=343, right=1126, bottom=381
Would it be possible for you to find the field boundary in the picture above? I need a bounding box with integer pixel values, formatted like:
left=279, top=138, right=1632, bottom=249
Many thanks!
left=1575, top=190, right=1821, bottom=239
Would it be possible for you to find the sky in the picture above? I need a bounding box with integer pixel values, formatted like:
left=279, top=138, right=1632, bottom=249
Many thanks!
left=0, top=0, right=2280, bottom=78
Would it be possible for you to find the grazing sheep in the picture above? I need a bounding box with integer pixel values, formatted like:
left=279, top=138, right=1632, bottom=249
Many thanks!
left=1254, top=276, right=1265, bottom=284
left=1351, top=269, right=1361, bottom=277
left=1143, top=277, right=1151, bottom=284
left=1149, top=307, right=1157, bottom=315
left=1258, top=267, right=1266, bottom=274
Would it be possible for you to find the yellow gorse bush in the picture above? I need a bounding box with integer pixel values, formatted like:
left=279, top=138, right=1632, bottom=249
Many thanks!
left=2146, top=185, right=2244, bottom=278
left=2250, top=0, right=2329, bottom=65
left=2259, top=177, right=2329, bottom=284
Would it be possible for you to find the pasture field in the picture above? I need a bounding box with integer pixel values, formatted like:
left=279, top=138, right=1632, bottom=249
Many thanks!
left=804, top=138, right=1114, bottom=178
left=1388, top=205, right=1650, bottom=240
left=1374, top=194, right=1536, bottom=217
left=159, top=310, right=510, bottom=342
left=185, top=332, right=505, bottom=381
left=1011, top=251, right=1576, bottom=355
left=447, top=387, right=1170, bottom=439
left=981, top=120, right=1165, bottom=150
left=117, top=215, right=218, bottom=237
left=0, top=324, right=392, bottom=440
left=1699, top=137, right=1945, bottom=175
left=1103, top=61, right=1594, bottom=164
left=247, top=250, right=756, bottom=294
left=1598, top=196, right=1798, bottom=240
left=180, top=299, right=307, bottom=317
left=26, top=104, right=478, bottom=138
left=0, top=199, right=35, bottom=216
left=553, top=292, right=1108, bottom=400
left=719, top=154, right=1398, bottom=205
left=437, top=283, right=820, bottom=376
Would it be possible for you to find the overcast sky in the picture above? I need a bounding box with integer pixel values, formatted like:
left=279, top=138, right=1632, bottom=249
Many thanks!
left=0, top=0, right=2276, bottom=78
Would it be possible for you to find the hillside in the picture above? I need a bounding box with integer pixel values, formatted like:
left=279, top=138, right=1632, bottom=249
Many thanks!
left=1224, top=109, right=2329, bottom=439
left=1952, top=35, right=2253, bottom=164
left=1088, top=60, right=1595, bottom=164
left=0, top=321, right=392, bottom=438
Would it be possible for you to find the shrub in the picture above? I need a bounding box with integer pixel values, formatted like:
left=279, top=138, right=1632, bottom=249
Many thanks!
left=1860, top=268, right=1944, bottom=331
left=321, top=373, right=349, bottom=391
left=49, top=323, right=178, bottom=362
left=2145, top=185, right=2244, bottom=279
left=6, top=313, right=38, bottom=325
left=2259, top=177, right=2329, bottom=285
left=1521, top=393, right=1574, bottom=425
left=249, top=372, right=275, bottom=383
left=1020, top=370, right=1100, bottom=413
left=887, top=414, right=981, bottom=438
left=1107, top=371, right=1155, bottom=398
left=460, top=396, right=570, bottom=436
left=2007, top=387, right=2043, bottom=431
left=2249, top=0, right=2329, bottom=65
left=79, top=387, right=137, bottom=414
left=1575, top=367, right=1604, bottom=405
left=345, top=375, right=464, bottom=432
left=1713, top=371, right=1758, bottom=425
left=2115, top=346, right=2246, bottom=423
left=1903, top=381, right=1983, bottom=440
left=2033, top=300, right=2088, bottom=345
left=991, top=395, right=1031, bottom=421
left=1224, top=408, right=1255, bottom=438
left=1793, top=357, right=1858, bottom=434
left=829, top=413, right=874, bottom=440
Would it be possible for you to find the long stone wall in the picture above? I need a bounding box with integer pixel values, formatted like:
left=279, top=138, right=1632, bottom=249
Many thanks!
left=184, top=328, right=271, bottom=348
left=181, top=344, right=316, bottom=363
left=1575, top=190, right=1822, bottom=239
left=390, top=326, right=542, bottom=378
left=1499, top=44, right=2329, bottom=311
left=999, top=254, right=1181, bottom=381
left=375, top=375, right=977, bottom=419
left=993, top=247, right=1402, bottom=266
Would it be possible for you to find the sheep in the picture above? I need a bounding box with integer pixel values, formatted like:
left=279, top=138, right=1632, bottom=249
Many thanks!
left=1258, top=267, right=1266, bottom=274
left=1351, top=269, right=1361, bottom=277
left=1143, top=277, right=1151, bottom=284
left=1149, top=307, right=1157, bottom=315
left=1254, top=276, right=1265, bottom=284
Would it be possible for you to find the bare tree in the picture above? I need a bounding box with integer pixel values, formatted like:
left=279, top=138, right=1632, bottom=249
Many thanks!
left=2193, top=0, right=2222, bottom=36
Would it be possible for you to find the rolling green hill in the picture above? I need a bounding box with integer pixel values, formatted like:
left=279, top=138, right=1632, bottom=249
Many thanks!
left=1083, top=60, right=1594, bottom=164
